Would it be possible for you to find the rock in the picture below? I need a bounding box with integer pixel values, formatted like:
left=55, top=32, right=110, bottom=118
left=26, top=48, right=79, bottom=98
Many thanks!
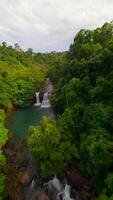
left=37, top=189, right=50, bottom=200
left=65, top=166, right=96, bottom=200
left=18, top=170, right=32, bottom=186
left=4, top=148, right=15, bottom=157
left=78, top=190, right=92, bottom=200
left=7, top=186, right=25, bottom=200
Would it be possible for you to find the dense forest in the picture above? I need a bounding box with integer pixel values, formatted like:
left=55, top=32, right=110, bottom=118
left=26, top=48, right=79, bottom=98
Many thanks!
left=1, top=21, right=113, bottom=199
left=50, top=21, right=113, bottom=199
left=28, top=21, right=113, bottom=199
left=0, top=44, right=63, bottom=199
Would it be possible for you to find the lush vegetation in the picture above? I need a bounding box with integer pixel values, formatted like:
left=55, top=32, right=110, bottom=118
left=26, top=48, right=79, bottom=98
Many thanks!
left=0, top=43, right=66, bottom=199
left=1, top=21, right=113, bottom=199
left=0, top=43, right=52, bottom=110
left=28, top=116, right=76, bottom=177
left=0, top=43, right=57, bottom=199
left=0, top=109, right=8, bottom=199
left=50, top=22, right=113, bottom=198
left=28, top=21, right=113, bottom=199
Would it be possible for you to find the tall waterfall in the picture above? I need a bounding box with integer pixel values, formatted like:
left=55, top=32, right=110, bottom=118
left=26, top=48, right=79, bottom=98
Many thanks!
left=34, top=92, right=41, bottom=106
left=41, top=92, right=51, bottom=108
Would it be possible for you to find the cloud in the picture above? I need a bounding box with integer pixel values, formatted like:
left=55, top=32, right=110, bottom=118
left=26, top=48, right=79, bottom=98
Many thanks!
left=0, top=0, right=113, bottom=52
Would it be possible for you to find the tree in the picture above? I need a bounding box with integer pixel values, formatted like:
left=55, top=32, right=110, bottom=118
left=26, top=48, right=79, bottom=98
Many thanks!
left=49, top=21, right=113, bottom=196
left=14, top=43, right=22, bottom=52
left=105, top=173, right=113, bottom=195
left=0, top=110, right=8, bottom=199
left=0, top=175, right=5, bottom=200
left=28, top=116, right=76, bottom=177
left=27, top=48, right=33, bottom=54
left=2, top=42, right=7, bottom=47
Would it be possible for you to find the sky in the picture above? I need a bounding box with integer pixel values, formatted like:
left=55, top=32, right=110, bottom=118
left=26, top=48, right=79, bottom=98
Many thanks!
left=0, top=0, right=113, bottom=52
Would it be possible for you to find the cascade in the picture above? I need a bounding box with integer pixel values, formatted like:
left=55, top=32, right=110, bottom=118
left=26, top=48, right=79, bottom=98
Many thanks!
left=34, top=92, right=41, bottom=106
left=31, top=179, right=35, bottom=190
left=63, top=184, right=74, bottom=200
left=41, top=92, right=51, bottom=108
left=48, top=175, right=62, bottom=193
left=44, top=175, right=75, bottom=200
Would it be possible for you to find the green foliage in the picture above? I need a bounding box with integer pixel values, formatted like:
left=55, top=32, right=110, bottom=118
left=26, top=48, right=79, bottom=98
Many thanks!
left=0, top=175, right=5, bottom=200
left=0, top=110, right=8, bottom=148
left=0, top=152, right=6, bottom=167
left=0, top=110, right=8, bottom=199
left=0, top=45, right=50, bottom=109
left=96, top=194, right=113, bottom=200
left=1, top=21, right=113, bottom=198
left=0, top=43, right=65, bottom=197
left=28, top=116, right=75, bottom=177
left=50, top=21, right=113, bottom=196
left=105, top=173, right=113, bottom=195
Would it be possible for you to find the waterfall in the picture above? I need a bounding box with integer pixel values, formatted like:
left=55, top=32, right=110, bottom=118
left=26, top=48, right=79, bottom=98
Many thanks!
left=41, top=92, right=51, bottom=108
left=63, top=184, right=74, bottom=200
left=44, top=175, right=75, bottom=200
left=34, top=79, right=53, bottom=108
left=31, top=179, right=35, bottom=190
left=48, top=175, right=62, bottom=193
left=34, top=92, right=41, bottom=106
left=34, top=92, right=51, bottom=108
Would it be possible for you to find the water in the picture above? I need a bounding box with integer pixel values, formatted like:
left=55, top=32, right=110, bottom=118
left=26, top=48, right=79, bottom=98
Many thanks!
left=7, top=106, right=55, bottom=140
left=31, top=179, right=35, bottom=190
left=43, top=175, right=75, bottom=200
left=34, top=92, right=41, bottom=106
left=41, top=92, right=51, bottom=108
left=63, top=184, right=74, bottom=200
left=44, top=175, right=62, bottom=194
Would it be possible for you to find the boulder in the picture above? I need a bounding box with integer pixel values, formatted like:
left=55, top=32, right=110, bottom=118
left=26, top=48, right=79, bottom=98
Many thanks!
left=65, top=166, right=96, bottom=200
left=18, top=170, right=32, bottom=186
left=37, top=190, right=50, bottom=200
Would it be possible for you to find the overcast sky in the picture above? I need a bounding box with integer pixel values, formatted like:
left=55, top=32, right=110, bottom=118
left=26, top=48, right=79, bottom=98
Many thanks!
left=0, top=0, right=113, bottom=52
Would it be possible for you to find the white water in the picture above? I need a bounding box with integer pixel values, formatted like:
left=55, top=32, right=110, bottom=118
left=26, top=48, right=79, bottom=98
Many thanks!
left=41, top=92, right=51, bottom=108
left=34, top=92, right=41, bottom=106
left=31, top=179, right=35, bottom=190
left=63, top=184, right=74, bottom=200
left=44, top=175, right=75, bottom=200
left=48, top=175, right=62, bottom=193
left=34, top=79, right=53, bottom=108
